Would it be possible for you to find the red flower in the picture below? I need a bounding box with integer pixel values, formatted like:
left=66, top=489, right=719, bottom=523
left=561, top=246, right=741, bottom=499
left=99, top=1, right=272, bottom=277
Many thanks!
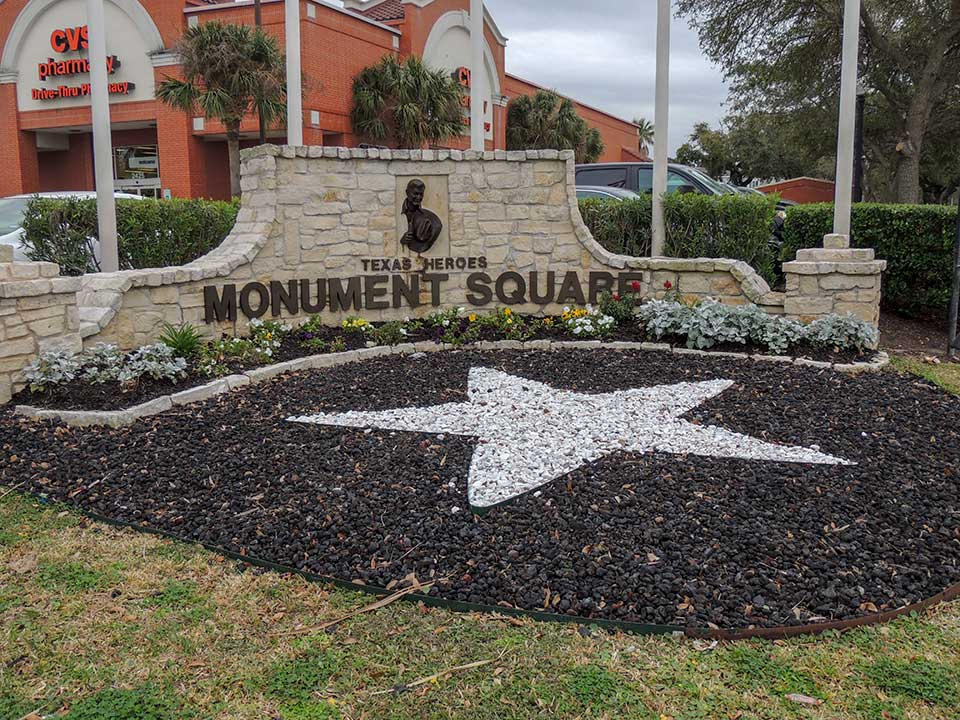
left=663, top=280, right=673, bottom=290
left=613, top=293, right=621, bottom=301
left=631, top=280, right=641, bottom=292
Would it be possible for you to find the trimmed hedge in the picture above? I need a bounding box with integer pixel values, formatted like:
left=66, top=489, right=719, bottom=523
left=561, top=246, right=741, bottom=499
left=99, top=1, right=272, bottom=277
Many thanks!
left=578, top=193, right=778, bottom=284
left=781, top=203, right=958, bottom=316
left=22, top=196, right=239, bottom=276
left=663, top=192, right=777, bottom=284
left=579, top=195, right=653, bottom=257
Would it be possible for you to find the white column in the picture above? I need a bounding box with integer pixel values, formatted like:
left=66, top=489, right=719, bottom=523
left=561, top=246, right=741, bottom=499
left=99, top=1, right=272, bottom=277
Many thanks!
left=469, top=0, right=485, bottom=151
left=86, top=0, right=118, bottom=273
left=831, top=0, right=861, bottom=243
left=285, top=0, right=303, bottom=147
left=651, top=0, right=670, bottom=257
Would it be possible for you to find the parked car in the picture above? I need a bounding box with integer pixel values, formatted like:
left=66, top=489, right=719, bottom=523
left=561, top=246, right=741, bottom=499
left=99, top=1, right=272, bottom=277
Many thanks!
left=575, top=186, right=642, bottom=201
left=0, top=191, right=143, bottom=262
left=575, top=163, right=794, bottom=211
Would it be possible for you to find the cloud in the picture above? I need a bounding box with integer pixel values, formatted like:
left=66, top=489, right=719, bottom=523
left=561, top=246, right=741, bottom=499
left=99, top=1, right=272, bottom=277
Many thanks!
left=485, top=0, right=729, bottom=154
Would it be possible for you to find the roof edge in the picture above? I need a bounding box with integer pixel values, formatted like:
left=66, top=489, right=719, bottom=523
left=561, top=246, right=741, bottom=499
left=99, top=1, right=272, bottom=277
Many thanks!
left=505, top=73, right=640, bottom=129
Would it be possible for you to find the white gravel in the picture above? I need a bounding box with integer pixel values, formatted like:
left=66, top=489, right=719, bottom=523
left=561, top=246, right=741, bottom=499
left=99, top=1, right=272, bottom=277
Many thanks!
left=289, top=367, right=853, bottom=508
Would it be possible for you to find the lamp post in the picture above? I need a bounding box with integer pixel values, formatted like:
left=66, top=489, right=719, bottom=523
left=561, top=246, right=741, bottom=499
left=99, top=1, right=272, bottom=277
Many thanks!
left=852, top=81, right=866, bottom=203
left=255, top=0, right=266, bottom=146
left=86, top=0, right=118, bottom=272
left=285, top=0, right=303, bottom=147
left=651, top=0, right=670, bottom=257
left=469, top=0, right=485, bottom=151
left=948, top=200, right=960, bottom=358
left=830, top=0, right=862, bottom=244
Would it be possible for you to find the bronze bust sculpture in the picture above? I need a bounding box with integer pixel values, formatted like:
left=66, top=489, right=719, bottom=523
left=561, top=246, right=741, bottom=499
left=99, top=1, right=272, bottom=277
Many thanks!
left=401, top=179, right=443, bottom=254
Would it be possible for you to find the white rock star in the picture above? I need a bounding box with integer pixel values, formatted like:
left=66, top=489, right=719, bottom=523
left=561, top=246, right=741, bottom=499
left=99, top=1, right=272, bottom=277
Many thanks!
left=288, top=367, right=852, bottom=509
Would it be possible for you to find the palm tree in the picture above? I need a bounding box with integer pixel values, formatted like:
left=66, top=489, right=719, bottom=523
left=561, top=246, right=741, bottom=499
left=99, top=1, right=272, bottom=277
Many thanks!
left=633, top=117, right=654, bottom=155
left=350, top=55, right=464, bottom=148
left=156, top=21, right=286, bottom=198
left=506, top=89, right=605, bottom=163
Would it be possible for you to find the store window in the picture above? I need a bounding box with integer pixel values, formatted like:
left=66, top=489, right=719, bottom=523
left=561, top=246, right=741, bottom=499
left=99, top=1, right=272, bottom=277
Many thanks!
left=114, top=145, right=161, bottom=198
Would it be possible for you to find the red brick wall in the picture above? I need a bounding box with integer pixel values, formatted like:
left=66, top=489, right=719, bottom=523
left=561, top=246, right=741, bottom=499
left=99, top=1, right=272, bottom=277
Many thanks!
left=38, top=133, right=94, bottom=191
left=0, top=83, right=39, bottom=196
left=757, top=178, right=836, bottom=204
left=503, top=74, right=643, bottom=163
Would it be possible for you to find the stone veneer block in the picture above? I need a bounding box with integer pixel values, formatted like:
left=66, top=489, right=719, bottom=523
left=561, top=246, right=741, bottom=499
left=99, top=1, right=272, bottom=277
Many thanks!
left=0, top=245, right=12, bottom=263
left=823, top=233, right=850, bottom=249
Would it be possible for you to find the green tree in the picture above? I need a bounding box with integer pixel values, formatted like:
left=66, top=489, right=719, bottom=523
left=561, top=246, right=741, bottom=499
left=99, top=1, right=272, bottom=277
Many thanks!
left=633, top=116, right=655, bottom=155
left=506, top=89, right=605, bottom=163
left=675, top=113, right=831, bottom=186
left=156, top=21, right=286, bottom=198
left=350, top=55, right=465, bottom=149
left=677, top=0, right=960, bottom=203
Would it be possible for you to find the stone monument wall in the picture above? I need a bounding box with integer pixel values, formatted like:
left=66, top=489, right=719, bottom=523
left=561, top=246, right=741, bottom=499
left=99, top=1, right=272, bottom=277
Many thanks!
left=0, top=146, right=886, bottom=403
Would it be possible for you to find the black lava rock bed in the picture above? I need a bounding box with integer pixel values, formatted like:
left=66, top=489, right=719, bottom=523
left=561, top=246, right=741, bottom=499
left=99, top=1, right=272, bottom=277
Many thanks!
left=2, top=349, right=958, bottom=632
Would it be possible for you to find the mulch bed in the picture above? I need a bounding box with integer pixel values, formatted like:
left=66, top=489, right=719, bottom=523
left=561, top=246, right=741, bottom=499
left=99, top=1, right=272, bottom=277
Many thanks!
left=9, top=318, right=875, bottom=412
left=2, top=349, right=958, bottom=632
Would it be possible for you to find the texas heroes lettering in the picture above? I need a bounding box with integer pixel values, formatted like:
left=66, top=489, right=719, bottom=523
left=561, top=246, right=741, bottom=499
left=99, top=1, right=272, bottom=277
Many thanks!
left=203, top=265, right=645, bottom=323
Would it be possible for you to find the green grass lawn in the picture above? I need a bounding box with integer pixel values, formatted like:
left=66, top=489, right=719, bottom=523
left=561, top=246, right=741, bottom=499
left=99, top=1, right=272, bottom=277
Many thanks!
left=1, top=356, right=959, bottom=720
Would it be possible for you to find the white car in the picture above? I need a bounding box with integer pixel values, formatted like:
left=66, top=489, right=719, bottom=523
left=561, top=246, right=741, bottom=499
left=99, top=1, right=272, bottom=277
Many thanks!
left=0, top=191, right=144, bottom=263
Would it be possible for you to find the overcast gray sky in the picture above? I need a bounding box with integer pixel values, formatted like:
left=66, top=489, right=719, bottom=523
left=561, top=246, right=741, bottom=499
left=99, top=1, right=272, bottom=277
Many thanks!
left=484, top=0, right=729, bottom=154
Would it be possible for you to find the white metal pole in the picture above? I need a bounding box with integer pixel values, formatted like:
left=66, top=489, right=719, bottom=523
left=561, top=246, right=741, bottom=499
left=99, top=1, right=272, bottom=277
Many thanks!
left=86, top=0, right=118, bottom=273
left=285, top=0, right=303, bottom=147
left=469, top=0, right=485, bottom=151
left=831, top=0, right=861, bottom=240
left=651, top=0, right=670, bottom=257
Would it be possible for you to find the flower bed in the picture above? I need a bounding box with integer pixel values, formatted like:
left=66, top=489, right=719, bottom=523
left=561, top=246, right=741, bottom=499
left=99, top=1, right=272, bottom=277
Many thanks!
left=11, top=291, right=880, bottom=413
left=2, top=348, right=958, bottom=633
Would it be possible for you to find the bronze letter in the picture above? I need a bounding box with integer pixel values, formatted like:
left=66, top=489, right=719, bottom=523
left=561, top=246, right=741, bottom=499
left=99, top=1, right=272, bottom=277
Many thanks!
left=495, top=271, right=527, bottom=305
left=556, top=271, right=586, bottom=305
left=300, top=279, right=327, bottom=313
left=204, top=284, right=237, bottom=323
left=466, top=272, right=493, bottom=305
left=329, top=277, right=363, bottom=312
left=392, top=274, right=421, bottom=308
left=588, top=272, right=616, bottom=304
left=270, top=280, right=299, bottom=317
left=239, top=282, right=270, bottom=319
left=364, top=275, right=390, bottom=310
left=529, top=271, right=556, bottom=305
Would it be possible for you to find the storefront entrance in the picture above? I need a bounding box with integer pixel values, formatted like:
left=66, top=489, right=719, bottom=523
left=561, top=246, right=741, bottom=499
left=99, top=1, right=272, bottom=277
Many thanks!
left=114, top=144, right=161, bottom=198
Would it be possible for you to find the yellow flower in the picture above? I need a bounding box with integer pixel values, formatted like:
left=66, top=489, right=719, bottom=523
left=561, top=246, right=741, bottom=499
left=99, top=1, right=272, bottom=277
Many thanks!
left=504, top=308, right=512, bottom=316
left=506, top=318, right=513, bottom=325
left=469, top=314, right=477, bottom=322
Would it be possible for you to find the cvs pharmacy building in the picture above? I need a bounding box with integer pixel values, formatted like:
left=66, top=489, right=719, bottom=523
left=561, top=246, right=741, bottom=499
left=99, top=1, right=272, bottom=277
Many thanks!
left=0, top=0, right=643, bottom=201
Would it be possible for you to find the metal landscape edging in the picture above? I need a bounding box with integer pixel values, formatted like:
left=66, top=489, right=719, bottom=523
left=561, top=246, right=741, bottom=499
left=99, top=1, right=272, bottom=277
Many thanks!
left=12, top=341, right=891, bottom=428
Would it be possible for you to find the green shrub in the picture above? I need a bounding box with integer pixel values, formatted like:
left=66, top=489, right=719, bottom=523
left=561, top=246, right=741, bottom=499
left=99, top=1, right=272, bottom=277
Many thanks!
left=781, top=203, right=958, bottom=316
left=663, top=192, right=778, bottom=284
left=578, top=194, right=777, bottom=284
left=579, top=196, right=653, bottom=257
left=22, top=196, right=238, bottom=275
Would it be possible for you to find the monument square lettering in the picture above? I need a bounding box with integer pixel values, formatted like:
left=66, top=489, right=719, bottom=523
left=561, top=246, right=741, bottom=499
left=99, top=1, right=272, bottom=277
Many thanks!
left=202, top=268, right=645, bottom=323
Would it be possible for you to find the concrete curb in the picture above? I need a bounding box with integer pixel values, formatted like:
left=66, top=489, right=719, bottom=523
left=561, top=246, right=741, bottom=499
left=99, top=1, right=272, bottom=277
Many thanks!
left=13, top=343, right=890, bottom=428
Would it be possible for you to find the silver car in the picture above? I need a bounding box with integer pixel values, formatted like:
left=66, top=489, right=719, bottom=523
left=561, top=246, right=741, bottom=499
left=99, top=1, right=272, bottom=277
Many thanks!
left=0, top=191, right=144, bottom=263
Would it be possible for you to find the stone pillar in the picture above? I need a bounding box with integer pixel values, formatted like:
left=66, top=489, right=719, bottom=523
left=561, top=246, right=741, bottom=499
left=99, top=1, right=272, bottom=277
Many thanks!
left=782, top=245, right=886, bottom=326
left=0, top=253, right=83, bottom=404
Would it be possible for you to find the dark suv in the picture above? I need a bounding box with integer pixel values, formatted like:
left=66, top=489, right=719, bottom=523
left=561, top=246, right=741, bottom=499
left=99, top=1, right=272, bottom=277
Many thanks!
left=575, top=162, right=735, bottom=196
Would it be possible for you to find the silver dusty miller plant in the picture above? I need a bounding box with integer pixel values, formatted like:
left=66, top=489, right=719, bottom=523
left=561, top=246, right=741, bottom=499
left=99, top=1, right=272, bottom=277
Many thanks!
left=80, top=343, right=124, bottom=384
left=117, top=343, right=187, bottom=388
left=638, top=299, right=876, bottom=355
left=23, top=350, right=80, bottom=393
